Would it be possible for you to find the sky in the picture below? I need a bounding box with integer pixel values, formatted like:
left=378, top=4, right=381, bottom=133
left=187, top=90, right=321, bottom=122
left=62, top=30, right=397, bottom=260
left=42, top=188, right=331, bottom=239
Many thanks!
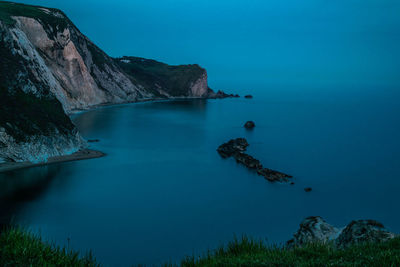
left=9, top=0, right=400, bottom=90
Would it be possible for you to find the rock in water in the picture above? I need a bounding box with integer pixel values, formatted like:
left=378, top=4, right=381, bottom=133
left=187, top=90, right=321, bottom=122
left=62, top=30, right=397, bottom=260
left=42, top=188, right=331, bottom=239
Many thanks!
left=257, top=168, right=292, bottom=182
left=207, top=90, right=240, bottom=99
left=244, top=121, right=255, bottom=129
left=234, top=152, right=262, bottom=169
left=217, top=138, right=249, bottom=158
left=244, top=95, right=253, bottom=99
left=217, top=138, right=292, bottom=183
left=287, top=216, right=397, bottom=248
left=304, top=187, right=312, bottom=192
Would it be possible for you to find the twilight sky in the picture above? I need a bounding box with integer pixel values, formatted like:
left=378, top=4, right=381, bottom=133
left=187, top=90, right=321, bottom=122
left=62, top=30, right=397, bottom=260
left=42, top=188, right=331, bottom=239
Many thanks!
left=10, top=0, right=400, bottom=89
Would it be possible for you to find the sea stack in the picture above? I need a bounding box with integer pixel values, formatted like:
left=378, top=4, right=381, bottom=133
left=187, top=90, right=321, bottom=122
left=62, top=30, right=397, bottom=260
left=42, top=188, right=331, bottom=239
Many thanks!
left=244, top=121, right=255, bottom=129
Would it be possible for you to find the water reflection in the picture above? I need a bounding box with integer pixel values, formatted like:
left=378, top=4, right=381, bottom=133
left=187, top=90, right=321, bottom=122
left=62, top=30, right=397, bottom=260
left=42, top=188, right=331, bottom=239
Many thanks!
left=137, top=99, right=208, bottom=113
left=0, top=165, right=62, bottom=225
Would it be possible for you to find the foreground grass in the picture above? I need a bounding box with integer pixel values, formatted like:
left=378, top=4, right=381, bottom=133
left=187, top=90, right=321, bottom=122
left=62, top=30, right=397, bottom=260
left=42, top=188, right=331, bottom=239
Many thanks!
left=0, top=227, right=99, bottom=267
left=1, top=228, right=400, bottom=266
left=180, top=236, right=400, bottom=267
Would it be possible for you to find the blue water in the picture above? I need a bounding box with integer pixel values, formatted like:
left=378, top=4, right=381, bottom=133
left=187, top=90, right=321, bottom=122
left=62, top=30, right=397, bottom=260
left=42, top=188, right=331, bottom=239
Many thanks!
left=2, top=0, right=400, bottom=265
left=1, top=84, right=400, bottom=266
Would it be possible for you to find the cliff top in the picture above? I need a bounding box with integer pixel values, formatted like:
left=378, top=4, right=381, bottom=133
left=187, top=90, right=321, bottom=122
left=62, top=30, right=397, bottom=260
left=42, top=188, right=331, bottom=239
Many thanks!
left=0, top=1, right=68, bottom=31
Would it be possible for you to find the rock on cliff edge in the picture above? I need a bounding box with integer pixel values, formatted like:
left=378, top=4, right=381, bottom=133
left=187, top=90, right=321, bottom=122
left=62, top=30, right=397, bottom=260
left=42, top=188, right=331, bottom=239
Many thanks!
left=0, top=2, right=214, bottom=163
left=287, top=216, right=397, bottom=248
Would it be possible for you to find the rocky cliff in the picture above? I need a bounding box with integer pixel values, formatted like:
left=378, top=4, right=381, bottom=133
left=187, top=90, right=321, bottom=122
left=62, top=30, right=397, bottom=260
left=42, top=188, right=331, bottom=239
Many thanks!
left=0, top=1, right=214, bottom=163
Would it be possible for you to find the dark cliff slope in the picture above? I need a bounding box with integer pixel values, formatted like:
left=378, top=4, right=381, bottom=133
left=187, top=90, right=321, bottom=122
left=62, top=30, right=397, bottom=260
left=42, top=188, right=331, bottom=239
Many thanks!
left=0, top=1, right=213, bottom=162
left=117, top=56, right=209, bottom=97
left=0, top=3, right=83, bottom=163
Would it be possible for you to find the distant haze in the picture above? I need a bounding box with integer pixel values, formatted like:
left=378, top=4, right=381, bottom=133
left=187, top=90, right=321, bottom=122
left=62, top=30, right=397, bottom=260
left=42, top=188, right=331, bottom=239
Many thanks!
left=11, top=0, right=400, bottom=90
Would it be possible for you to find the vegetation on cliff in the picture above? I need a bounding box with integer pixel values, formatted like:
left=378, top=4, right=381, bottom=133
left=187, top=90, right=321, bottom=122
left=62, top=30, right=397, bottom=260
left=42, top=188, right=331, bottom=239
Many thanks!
left=181, top=236, right=400, bottom=266
left=0, top=1, right=70, bottom=37
left=1, top=228, right=399, bottom=266
left=117, top=56, right=207, bottom=97
left=0, top=227, right=98, bottom=267
left=0, top=27, right=75, bottom=144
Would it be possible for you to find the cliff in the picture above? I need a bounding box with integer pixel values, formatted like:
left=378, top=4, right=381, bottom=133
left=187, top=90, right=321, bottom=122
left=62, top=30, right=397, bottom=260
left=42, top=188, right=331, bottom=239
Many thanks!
left=0, top=1, right=213, bottom=163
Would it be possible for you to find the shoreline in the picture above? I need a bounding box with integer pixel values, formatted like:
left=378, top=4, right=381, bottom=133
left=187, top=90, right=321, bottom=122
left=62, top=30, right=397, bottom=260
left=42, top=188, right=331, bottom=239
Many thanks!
left=68, top=94, right=236, bottom=115
left=68, top=97, right=208, bottom=115
left=0, top=149, right=105, bottom=174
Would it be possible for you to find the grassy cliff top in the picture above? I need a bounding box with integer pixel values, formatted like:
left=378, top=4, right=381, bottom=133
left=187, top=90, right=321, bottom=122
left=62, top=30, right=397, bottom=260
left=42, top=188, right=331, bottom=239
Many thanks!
left=117, top=56, right=206, bottom=96
left=0, top=1, right=68, bottom=30
left=1, top=228, right=400, bottom=266
left=0, top=227, right=99, bottom=267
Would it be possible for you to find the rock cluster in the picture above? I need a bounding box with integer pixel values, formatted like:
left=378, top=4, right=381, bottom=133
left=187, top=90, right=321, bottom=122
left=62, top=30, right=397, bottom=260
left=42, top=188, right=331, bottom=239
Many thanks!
left=216, top=138, right=248, bottom=158
left=217, top=138, right=292, bottom=182
left=287, top=216, right=397, bottom=248
left=208, top=90, right=240, bottom=99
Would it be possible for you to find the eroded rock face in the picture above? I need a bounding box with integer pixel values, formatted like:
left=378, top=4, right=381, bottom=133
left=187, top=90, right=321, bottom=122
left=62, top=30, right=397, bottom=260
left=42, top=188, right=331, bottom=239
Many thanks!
left=0, top=19, right=85, bottom=163
left=287, top=216, right=397, bottom=248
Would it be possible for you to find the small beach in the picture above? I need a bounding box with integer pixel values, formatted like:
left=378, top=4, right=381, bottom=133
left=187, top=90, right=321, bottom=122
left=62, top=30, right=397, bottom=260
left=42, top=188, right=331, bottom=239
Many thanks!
left=0, top=149, right=105, bottom=174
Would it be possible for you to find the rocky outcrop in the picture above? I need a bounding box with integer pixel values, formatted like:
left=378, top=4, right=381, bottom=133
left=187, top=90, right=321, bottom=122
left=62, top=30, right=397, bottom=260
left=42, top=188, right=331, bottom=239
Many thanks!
left=244, top=121, right=255, bottom=129
left=207, top=90, right=240, bottom=99
left=257, top=168, right=292, bottom=182
left=336, top=220, right=397, bottom=248
left=287, top=216, right=397, bottom=248
left=0, top=16, right=84, bottom=163
left=217, top=138, right=249, bottom=158
left=217, top=138, right=292, bottom=182
left=0, top=2, right=221, bottom=163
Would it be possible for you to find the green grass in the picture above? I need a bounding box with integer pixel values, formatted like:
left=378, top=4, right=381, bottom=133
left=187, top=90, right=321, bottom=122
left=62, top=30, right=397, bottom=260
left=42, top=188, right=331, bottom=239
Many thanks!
left=2, top=229, right=399, bottom=267
left=117, top=56, right=206, bottom=97
left=180, top=236, right=400, bottom=267
left=0, top=1, right=69, bottom=36
left=0, top=227, right=99, bottom=267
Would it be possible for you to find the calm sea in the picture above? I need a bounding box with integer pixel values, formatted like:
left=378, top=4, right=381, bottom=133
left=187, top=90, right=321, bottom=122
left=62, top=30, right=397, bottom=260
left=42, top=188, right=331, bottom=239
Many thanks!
left=2, top=0, right=400, bottom=265
left=1, top=84, right=400, bottom=265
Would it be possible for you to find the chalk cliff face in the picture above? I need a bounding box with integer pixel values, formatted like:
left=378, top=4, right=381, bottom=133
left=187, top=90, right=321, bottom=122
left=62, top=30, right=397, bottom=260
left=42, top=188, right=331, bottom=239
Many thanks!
left=0, top=2, right=213, bottom=163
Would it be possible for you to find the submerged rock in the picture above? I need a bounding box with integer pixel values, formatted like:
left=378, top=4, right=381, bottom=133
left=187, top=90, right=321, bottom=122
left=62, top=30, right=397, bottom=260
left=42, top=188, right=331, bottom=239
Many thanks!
left=257, top=168, right=292, bottom=182
left=217, top=138, right=249, bottom=158
left=244, top=95, right=253, bottom=99
left=87, top=139, right=100, bottom=143
left=304, top=187, right=312, bottom=192
left=244, top=121, right=255, bottom=129
left=208, top=90, right=240, bottom=99
left=235, top=152, right=262, bottom=169
left=287, top=216, right=397, bottom=248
